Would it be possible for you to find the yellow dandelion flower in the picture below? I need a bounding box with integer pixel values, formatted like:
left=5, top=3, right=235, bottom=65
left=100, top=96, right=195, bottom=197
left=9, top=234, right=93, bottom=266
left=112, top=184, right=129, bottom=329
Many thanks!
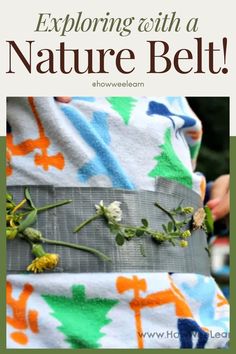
left=27, top=253, right=59, bottom=273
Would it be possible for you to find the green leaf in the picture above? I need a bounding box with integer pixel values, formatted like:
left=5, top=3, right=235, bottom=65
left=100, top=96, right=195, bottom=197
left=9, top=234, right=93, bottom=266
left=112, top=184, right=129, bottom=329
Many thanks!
left=109, top=224, right=120, bottom=234
left=6, top=202, right=13, bottom=211
left=167, top=221, right=173, bottom=232
left=139, top=244, right=146, bottom=257
left=173, top=206, right=181, bottom=215
left=136, top=229, right=145, bottom=237
left=24, top=187, right=36, bottom=209
left=162, top=224, right=168, bottom=233
left=115, top=233, right=125, bottom=246
left=204, top=206, right=214, bottom=234
left=124, top=229, right=135, bottom=240
left=18, top=209, right=37, bottom=232
left=169, top=239, right=176, bottom=246
left=141, top=219, right=148, bottom=227
left=170, top=232, right=179, bottom=236
left=6, top=192, right=13, bottom=202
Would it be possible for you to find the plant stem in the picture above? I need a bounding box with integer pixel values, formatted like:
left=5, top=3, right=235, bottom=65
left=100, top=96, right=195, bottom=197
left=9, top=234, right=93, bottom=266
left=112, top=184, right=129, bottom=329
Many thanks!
left=74, top=214, right=101, bottom=233
left=36, top=200, right=72, bottom=213
left=120, top=224, right=155, bottom=234
left=42, top=237, right=111, bottom=262
left=119, top=223, right=138, bottom=229
left=12, top=199, right=27, bottom=213
left=154, top=202, right=177, bottom=230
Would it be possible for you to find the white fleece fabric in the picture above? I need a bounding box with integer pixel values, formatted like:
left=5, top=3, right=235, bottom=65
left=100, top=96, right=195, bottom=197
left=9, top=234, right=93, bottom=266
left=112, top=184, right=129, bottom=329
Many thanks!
left=7, top=97, right=229, bottom=348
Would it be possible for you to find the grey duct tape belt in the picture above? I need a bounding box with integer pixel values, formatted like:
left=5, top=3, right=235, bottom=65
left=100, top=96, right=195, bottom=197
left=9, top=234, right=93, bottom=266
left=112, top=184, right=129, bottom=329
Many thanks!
left=7, top=178, right=211, bottom=275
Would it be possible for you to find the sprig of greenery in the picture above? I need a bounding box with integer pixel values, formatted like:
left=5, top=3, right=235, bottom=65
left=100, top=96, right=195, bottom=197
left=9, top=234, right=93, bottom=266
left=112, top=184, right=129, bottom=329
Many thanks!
left=6, top=188, right=110, bottom=272
left=7, top=188, right=208, bottom=271
left=6, top=187, right=72, bottom=236
left=74, top=199, right=194, bottom=256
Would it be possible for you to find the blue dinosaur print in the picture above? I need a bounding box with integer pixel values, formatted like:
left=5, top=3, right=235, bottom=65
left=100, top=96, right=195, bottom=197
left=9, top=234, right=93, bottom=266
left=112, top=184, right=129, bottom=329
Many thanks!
left=72, top=97, right=96, bottom=102
left=166, top=97, right=185, bottom=113
left=178, top=318, right=209, bottom=348
left=147, top=101, right=196, bottom=136
left=89, top=111, right=111, bottom=145
left=61, top=104, right=135, bottom=189
left=180, top=275, right=229, bottom=332
left=78, top=111, right=111, bottom=183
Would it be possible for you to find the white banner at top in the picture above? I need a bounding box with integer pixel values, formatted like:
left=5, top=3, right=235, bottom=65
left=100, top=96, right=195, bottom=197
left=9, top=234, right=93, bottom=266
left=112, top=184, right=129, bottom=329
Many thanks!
left=0, top=0, right=235, bottom=135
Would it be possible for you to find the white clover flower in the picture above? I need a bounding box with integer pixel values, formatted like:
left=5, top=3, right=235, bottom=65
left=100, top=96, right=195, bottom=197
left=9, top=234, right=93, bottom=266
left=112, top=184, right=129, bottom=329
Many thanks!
left=106, top=201, right=122, bottom=222
left=95, top=200, right=122, bottom=222
left=95, top=200, right=105, bottom=212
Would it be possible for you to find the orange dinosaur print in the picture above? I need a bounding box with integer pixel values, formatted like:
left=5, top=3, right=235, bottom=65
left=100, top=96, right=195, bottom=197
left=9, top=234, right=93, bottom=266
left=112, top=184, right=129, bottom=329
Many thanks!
left=186, top=129, right=203, bottom=141
left=117, top=275, right=147, bottom=349
left=6, top=97, right=65, bottom=176
left=116, top=275, right=208, bottom=349
left=7, top=281, right=39, bottom=345
left=217, top=293, right=228, bottom=307
left=200, top=176, right=207, bottom=200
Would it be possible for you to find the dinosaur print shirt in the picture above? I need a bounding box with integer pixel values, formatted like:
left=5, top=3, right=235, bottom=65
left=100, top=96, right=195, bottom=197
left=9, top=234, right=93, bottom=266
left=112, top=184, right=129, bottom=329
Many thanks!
left=7, top=97, right=229, bottom=349
left=7, top=96, right=205, bottom=197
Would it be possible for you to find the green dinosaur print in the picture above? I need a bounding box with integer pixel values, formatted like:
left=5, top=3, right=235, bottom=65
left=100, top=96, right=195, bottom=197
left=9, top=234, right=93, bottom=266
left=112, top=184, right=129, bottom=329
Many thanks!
left=189, top=142, right=201, bottom=160
left=42, top=285, right=118, bottom=348
left=106, top=97, right=137, bottom=125
left=148, top=128, right=193, bottom=189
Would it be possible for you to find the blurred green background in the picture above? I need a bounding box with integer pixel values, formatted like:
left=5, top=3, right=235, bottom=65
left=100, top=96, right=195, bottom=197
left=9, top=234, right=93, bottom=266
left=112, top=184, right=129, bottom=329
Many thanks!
left=187, top=97, right=229, bottom=182
left=187, top=98, right=230, bottom=299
